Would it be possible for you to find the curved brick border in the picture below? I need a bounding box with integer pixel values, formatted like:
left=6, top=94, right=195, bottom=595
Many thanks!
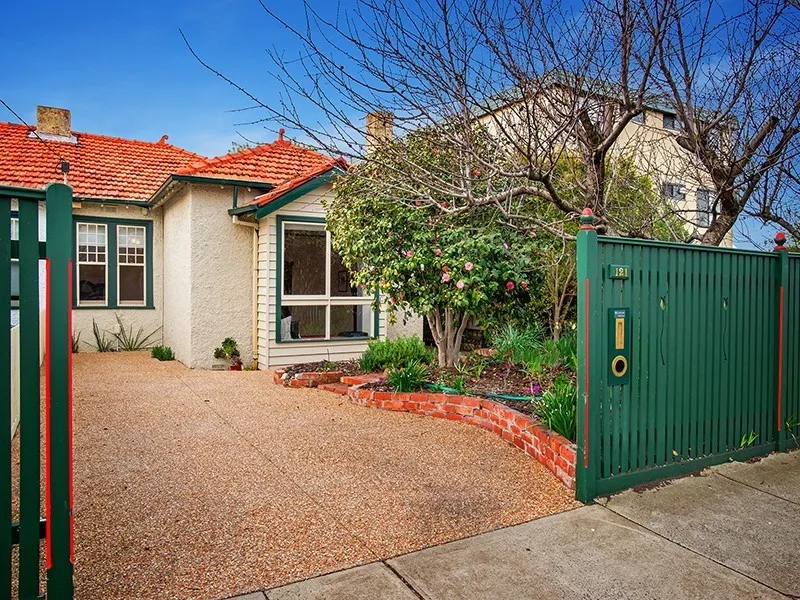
left=273, top=368, right=344, bottom=388
left=272, top=369, right=576, bottom=490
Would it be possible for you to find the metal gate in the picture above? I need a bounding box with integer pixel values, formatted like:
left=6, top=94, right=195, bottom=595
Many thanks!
left=576, top=209, right=799, bottom=502
left=2, top=183, right=74, bottom=598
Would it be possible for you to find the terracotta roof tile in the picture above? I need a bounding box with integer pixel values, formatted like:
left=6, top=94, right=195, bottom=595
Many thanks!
left=176, top=132, right=336, bottom=185
left=0, top=122, right=339, bottom=203
left=246, top=157, right=347, bottom=209
left=0, top=122, right=203, bottom=200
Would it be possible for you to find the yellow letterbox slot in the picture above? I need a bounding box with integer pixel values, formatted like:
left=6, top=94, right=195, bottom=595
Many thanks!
left=615, top=317, right=625, bottom=350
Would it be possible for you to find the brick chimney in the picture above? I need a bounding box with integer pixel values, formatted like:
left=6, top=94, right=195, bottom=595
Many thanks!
left=36, top=106, right=72, bottom=138
left=366, top=111, right=393, bottom=154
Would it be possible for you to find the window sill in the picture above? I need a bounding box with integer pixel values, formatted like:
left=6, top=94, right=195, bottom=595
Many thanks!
left=73, top=305, right=155, bottom=310
left=275, top=336, right=378, bottom=344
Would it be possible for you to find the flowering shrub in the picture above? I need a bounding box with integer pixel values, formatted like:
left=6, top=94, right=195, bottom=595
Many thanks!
left=326, top=180, right=541, bottom=365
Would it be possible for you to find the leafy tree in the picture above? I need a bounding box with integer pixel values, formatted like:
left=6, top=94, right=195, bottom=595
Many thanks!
left=326, top=130, right=542, bottom=367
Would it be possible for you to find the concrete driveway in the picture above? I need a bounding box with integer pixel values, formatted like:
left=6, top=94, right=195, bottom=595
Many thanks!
left=258, top=449, right=800, bottom=599
left=71, top=352, right=579, bottom=599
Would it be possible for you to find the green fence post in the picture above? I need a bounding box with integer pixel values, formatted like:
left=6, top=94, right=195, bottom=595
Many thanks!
left=18, top=197, right=41, bottom=599
left=774, top=232, right=789, bottom=452
left=44, top=183, right=74, bottom=599
left=576, top=208, right=600, bottom=502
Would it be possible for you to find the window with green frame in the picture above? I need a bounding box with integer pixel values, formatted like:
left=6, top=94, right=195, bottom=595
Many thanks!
left=276, top=215, right=378, bottom=342
left=73, top=216, right=154, bottom=309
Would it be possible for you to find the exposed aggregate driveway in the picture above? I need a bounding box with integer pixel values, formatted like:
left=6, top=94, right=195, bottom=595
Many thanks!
left=72, top=352, right=580, bottom=599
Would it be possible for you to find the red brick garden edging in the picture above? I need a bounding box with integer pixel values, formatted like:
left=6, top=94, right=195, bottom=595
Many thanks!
left=273, top=369, right=577, bottom=490
left=273, top=369, right=344, bottom=388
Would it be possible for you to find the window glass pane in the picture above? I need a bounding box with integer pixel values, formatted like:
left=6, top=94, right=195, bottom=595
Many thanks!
left=119, top=265, right=145, bottom=303
left=329, top=250, right=365, bottom=297
left=696, top=189, right=712, bottom=227
left=10, top=218, right=19, bottom=241
left=283, top=223, right=326, bottom=295
left=330, top=305, right=371, bottom=338
left=280, top=305, right=326, bottom=340
left=78, top=265, right=106, bottom=302
left=118, top=225, right=146, bottom=265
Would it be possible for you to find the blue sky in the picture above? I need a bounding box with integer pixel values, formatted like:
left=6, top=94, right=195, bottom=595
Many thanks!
left=0, top=0, right=779, bottom=247
left=0, top=0, right=340, bottom=157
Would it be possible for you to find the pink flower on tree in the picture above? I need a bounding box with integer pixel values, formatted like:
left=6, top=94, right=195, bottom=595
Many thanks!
left=388, top=297, right=396, bottom=304
left=503, top=243, right=509, bottom=250
left=521, top=281, right=529, bottom=290
left=434, top=248, right=442, bottom=256
left=464, top=261, right=474, bottom=271
left=506, top=281, right=515, bottom=291
left=442, top=273, right=451, bottom=282
left=456, top=280, right=465, bottom=289
left=528, top=231, right=537, bottom=238
left=405, top=250, right=413, bottom=258
left=442, top=265, right=449, bottom=272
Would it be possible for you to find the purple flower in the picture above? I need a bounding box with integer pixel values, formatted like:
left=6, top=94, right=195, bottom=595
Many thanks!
left=531, top=384, right=542, bottom=396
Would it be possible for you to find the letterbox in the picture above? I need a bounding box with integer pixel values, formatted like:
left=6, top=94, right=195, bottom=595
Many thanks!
left=608, top=307, right=630, bottom=385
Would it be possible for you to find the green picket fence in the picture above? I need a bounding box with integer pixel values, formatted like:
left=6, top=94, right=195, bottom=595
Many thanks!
left=1, top=183, right=74, bottom=599
left=576, top=209, right=799, bottom=502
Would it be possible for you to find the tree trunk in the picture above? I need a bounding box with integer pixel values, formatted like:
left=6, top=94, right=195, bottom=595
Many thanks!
left=426, top=309, right=470, bottom=368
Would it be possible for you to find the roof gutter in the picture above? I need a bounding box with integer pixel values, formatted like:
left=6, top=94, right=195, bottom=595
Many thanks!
left=147, top=174, right=275, bottom=208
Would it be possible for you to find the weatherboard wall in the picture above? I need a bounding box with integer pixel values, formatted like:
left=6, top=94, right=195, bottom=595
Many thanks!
left=256, top=183, right=387, bottom=370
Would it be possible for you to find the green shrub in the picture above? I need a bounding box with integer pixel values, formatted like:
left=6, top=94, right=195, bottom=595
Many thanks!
left=213, top=337, right=241, bottom=365
left=534, top=376, right=577, bottom=441
left=91, top=321, right=115, bottom=352
left=451, top=375, right=468, bottom=394
left=151, top=345, right=175, bottom=361
left=556, top=331, right=578, bottom=372
left=387, top=360, right=428, bottom=392
left=71, top=332, right=81, bottom=354
left=491, top=323, right=544, bottom=364
left=112, top=314, right=161, bottom=351
left=359, top=336, right=434, bottom=372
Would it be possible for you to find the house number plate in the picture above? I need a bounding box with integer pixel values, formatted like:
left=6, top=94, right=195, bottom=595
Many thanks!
left=608, top=264, right=630, bottom=280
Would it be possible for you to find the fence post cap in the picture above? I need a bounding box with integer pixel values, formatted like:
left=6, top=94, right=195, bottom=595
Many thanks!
left=580, top=207, right=595, bottom=230
left=774, top=231, right=787, bottom=251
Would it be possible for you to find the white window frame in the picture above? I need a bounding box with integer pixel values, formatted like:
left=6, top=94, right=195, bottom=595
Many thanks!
left=116, top=224, right=147, bottom=307
left=280, top=219, right=374, bottom=341
left=696, top=188, right=714, bottom=228
left=662, top=113, right=679, bottom=130
left=76, top=222, right=108, bottom=307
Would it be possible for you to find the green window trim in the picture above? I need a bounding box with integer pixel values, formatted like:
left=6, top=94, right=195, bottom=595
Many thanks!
left=275, top=214, right=380, bottom=344
left=72, top=215, right=154, bottom=310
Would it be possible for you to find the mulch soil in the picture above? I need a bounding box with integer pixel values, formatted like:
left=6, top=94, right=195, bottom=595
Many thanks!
left=283, top=358, right=362, bottom=378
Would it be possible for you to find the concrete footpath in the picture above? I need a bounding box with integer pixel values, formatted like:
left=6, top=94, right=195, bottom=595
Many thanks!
left=233, top=450, right=799, bottom=600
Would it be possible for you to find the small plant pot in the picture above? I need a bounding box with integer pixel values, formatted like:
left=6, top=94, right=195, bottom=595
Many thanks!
left=229, top=363, right=243, bottom=371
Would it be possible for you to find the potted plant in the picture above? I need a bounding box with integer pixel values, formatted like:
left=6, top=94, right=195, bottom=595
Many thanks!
left=213, top=337, right=242, bottom=371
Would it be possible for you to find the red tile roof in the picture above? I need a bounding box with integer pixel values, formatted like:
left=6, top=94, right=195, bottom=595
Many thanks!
left=246, top=157, right=347, bottom=209
left=176, top=132, right=337, bottom=186
left=0, top=122, right=342, bottom=205
left=0, top=121, right=203, bottom=200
